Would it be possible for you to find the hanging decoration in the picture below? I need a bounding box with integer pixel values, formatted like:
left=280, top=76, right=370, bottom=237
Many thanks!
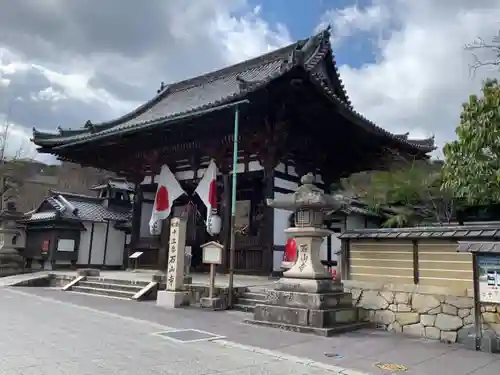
left=149, top=165, right=186, bottom=235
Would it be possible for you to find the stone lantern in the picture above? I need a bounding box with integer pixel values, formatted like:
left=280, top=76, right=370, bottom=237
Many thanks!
left=245, top=173, right=366, bottom=335
left=0, top=202, right=24, bottom=276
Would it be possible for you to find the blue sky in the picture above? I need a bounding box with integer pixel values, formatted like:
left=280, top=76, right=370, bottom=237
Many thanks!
left=249, top=0, right=379, bottom=67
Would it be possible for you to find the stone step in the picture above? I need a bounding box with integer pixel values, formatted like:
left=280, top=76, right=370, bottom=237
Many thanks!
left=78, top=281, right=143, bottom=292
left=236, top=298, right=263, bottom=307
left=71, top=286, right=136, bottom=299
left=85, top=277, right=150, bottom=287
left=233, top=304, right=255, bottom=313
left=244, top=319, right=370, bottom=337
left=246, top=286, right=268, bottom=294
left=242, top=292, right=267, bottom=301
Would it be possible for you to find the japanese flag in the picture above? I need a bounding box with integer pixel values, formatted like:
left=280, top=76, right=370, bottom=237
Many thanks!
left=194, top=159, right=218, bottom=225
left=149, top=165, right=186, bottom=234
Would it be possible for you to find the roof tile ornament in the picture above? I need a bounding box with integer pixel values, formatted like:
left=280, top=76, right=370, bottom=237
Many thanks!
left=157, top=81, right=166, bottom=94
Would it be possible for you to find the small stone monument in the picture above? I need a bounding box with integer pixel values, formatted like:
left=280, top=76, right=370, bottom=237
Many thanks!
left=245, top=173, right=366, bottom=336
left=157, top=217, right=189, bottom=308
left=0, top=202, right=24, bottom=277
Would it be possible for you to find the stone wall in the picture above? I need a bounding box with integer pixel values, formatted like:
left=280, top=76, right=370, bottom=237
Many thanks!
left=344, top=280, right=500, bottom=343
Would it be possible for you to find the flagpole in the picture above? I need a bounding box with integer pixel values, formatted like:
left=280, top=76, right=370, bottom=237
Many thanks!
left=227, top=99, right=249, bottom=308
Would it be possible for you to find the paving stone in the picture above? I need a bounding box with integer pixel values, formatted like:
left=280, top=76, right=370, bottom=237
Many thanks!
left=5, top=287, right=500, bottom=375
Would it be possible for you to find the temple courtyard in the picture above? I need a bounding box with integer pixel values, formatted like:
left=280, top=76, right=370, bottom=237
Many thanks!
left=0, top=285, right=498, bottom=375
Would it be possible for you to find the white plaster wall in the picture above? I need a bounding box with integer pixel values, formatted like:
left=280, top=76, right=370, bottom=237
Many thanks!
left=77, top=222, right=92, bottom=265
left=140, top=158, right=264, bottom=185
left=14, top=225, right=27, bottom=250
left=140, top=202, right=153, bottom=237
left=90, top=223, right=107, bottom=265
left=143, top=192, right=155, bottom=200
left=104, top=226, right=125, bottom=266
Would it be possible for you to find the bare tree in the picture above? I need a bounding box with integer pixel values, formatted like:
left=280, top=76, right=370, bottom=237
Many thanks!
left=466, top=30, right=500, bottom=76
left=0, top=113, right=31, bottom=210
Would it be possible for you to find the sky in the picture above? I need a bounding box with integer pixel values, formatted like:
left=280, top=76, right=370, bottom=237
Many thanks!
left=1, top=0, right=500, bottom=164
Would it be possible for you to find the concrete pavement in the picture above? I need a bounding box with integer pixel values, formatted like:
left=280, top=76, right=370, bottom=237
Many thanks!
left=0, top=287, right=357, bottom=375
left=2, top=286, right=500, bottom=374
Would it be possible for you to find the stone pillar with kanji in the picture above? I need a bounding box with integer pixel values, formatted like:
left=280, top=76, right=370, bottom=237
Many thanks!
left=245, top=173, right=367, bottom=335
left=156, top=217, right=189, bottom=308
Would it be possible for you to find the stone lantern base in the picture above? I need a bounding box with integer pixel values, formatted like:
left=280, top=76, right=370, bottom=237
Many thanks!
left=246, top=173, right=369, bottom=335
left=0, top=247, right=24, bottom=277
left=245, top=278, right=368, bottom=336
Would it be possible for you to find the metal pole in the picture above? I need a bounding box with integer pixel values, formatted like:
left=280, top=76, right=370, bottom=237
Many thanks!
left=209, top=263, right=215, bottom=299
left=227, top=105, right=240, bottom=308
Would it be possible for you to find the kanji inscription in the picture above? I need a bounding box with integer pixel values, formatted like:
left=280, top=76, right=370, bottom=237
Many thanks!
left=165, top=217, right=187, bottom=291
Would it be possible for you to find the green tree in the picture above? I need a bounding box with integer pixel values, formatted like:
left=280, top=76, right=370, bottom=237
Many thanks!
left=442, top=79, right=500, bottom=204
left=340, top=160, right=455, bottom=227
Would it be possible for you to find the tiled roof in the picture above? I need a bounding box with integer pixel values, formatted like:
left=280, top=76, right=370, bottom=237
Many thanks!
left=91, top=178, right=135, bottom=192
left=339, top=224, right=500, bottom=240
left=27, top=211, right=58, bottom=222
left=456, top=241, right=500, bottom=253
left=31, top=28, right=435, bottom=154
left=22, top=191, right=131, bottom=223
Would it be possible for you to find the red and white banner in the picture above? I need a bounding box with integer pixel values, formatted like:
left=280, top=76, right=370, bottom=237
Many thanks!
left=149, top=165, right=186, bottom=234
left=194, top=159, right=218, bottom=228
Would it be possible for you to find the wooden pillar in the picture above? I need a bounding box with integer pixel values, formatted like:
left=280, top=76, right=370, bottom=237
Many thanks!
left=262, top=162, right=275, bottom=275
left=412, top=240, right=419, bottom=285
left=129, top=180, right=143, bottom=269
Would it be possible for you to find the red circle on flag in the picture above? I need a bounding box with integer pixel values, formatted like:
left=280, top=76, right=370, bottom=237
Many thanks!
left=156, top=186, right=170, bottom=211
left=208, top=180, right=217, bottom=208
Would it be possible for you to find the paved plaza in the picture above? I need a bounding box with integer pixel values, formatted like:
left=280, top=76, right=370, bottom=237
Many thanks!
left=1, top=286, right=499, bottom=375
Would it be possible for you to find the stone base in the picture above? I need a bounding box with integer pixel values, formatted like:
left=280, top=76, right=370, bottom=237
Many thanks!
left=244, top=318, right=369, bottom=337
left=200, top=297, right=227, bottom=311
left=156, top=290, right=189, bottom=308
left=274, top=277, right=344, bottom=294
left=152, top=273, right=191, bottom=290
left=248, top=279, right=366, bottom=336
left=77, top=268, right=100, bottom=277
left=253, top=303, right=360, bottom=327
left=0, top=247, right=24, bottom=275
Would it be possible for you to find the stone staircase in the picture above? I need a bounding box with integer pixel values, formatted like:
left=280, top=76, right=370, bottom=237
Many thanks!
left=64, top=276, right=157, bottom=300
left=234, top=287, right=267, bottom=313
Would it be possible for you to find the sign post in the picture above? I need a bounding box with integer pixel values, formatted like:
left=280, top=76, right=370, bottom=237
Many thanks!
left=457, top=241, right=500, bottom=353
left=157, top=218, right=189, bottom=308
left=128, top=251, right=143, bottom=272
left=200, top=241, right=225, bottom=310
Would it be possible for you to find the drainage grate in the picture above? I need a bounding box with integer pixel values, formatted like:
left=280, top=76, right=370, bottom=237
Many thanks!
left=154, top=329, right=225, bottom=343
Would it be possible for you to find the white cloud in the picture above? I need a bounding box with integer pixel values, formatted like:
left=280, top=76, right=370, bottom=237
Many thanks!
left=318, top=2, right=391, bottom=46
left=320, top=0, right=500, bottom=155
left=213, top=5, right=291, bottom=63
left=0, top=123, right=38, bottom=160
left=0, top=1, right=291, bottom=162
left=0, top=48, right=31, bottom=89
left=30, top=86, right=67, bottom=102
